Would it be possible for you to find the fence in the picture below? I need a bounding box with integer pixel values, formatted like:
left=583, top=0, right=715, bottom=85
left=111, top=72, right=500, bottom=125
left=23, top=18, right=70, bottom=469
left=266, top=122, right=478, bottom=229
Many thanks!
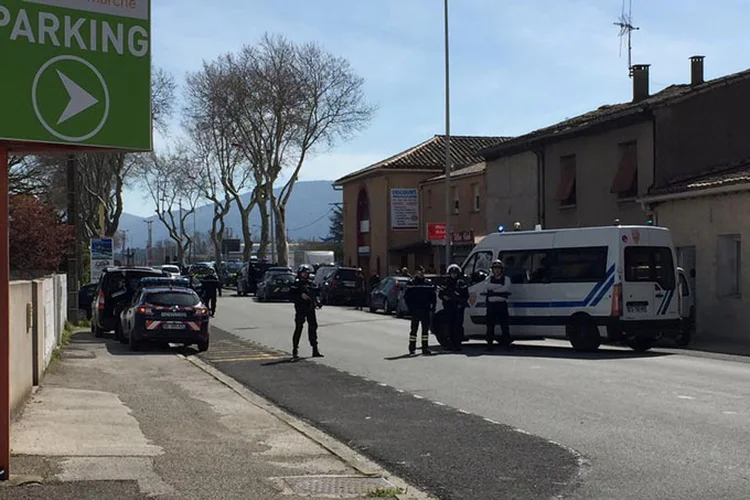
left=9, top=274, right=68, bottom=418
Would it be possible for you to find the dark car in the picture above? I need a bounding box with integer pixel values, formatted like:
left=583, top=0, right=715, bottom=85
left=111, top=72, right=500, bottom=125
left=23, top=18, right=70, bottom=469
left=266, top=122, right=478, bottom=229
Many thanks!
left=78, top=283, right=98, bottom=320
left=237, top=262, right=279, bottom=296
left=134, top=276, right=191, bottom=298
left=319, top=267, right=359, bottom=305
left=395, top=274, right=447, bottom=318
left=223, top=261, right=243, bottom=286
left=91, top=266, right=168, bottom=339
left=256, top=272, right=296, bottom=302
left=369, top=276, right=410, bottom=315
left=120, top=287, right=210, bottom=352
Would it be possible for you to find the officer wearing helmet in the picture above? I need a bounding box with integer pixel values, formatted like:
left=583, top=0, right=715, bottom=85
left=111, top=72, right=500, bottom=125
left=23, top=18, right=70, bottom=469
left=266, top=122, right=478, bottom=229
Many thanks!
left=290, top=264, right=324, bottom=359
left=482, top=259, right=512, bottom=350
left=438, top=264, right=469, bottom=351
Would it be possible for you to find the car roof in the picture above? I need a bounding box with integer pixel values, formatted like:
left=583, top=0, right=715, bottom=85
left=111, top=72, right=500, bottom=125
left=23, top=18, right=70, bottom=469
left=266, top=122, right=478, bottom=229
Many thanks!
left=141, top=286, right=197, bottom=293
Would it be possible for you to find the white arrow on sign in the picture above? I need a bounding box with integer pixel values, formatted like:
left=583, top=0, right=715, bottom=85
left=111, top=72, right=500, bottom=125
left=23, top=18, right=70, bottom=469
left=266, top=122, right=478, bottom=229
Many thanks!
left=56, top=70, right=99, bottom=125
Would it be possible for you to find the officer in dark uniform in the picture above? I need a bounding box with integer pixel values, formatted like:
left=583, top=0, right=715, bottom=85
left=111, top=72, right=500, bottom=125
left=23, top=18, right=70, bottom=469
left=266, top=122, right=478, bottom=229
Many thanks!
left=199, top=270, right=223, bottom=317
left=482, top=259, right=512, bottom=351
left=290, top=264, right=324, bottom=360
left=438, top=264, right=470, bottom=351
left=403, top=266, right=436, bottom=355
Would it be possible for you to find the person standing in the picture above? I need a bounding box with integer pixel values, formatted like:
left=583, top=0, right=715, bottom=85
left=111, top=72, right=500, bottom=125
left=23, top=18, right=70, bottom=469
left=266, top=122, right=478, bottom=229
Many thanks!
left=482, top=260, right=512, bottom=351
left=403, top=266, right=436, bottom=355
left=438, top=264, right=469, bottom=351
left=354, top=268, right=366, bottom=310
left=290, top=264, right=324, bottom=360
left=200, top=270, right=223, bottom=317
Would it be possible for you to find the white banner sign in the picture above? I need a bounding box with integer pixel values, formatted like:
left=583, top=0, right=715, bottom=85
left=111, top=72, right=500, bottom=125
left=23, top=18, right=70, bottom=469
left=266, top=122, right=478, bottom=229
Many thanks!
left=90, top=237, right=114, bottom=283
left=390, top=188, right=419, bottom=230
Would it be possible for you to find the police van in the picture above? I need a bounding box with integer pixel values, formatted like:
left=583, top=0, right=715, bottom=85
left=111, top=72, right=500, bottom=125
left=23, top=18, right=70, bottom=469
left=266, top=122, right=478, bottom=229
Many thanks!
left=433, top=225, right=682, bottom=352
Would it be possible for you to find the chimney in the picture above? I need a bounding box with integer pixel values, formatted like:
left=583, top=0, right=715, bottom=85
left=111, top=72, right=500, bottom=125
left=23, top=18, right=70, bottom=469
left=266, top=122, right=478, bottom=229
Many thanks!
left=632, top=64, right=650, bottom=103
left=690, top=55, right=705, bottom=86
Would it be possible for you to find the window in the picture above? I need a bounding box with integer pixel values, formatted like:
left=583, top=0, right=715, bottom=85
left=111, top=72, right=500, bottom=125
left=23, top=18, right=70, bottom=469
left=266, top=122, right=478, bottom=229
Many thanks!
left=499, top=247, right=608, bottom=284
left=472, top=183, right=481, bottom=212
left=556, top=155, right=577, bottom=207
left=426, top=189, right=432, bottom=209
left=717, top=234, right=741, bottom=298
left=144, top=292, right=200, bottom=307
left=624, top=246, right=676, bottom=290
left=611, top=141, right=638, bottom=199
left=452, top=186, right=459, bottom=214
left=679, top=273, right=690, bottom=297
left=462, top=251, right=493, bottom=282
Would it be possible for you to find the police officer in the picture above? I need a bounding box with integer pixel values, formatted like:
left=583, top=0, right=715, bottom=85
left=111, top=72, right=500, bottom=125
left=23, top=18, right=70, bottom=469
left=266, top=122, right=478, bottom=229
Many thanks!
left=290, top=264, right=324, bottom=359
left=438, top=264, right=469, bottom=352
left=482, top=260, right=512, bottom=350
left=200, top=270, right=223, bottom=317
left=403, top=266, right=436, bottom=355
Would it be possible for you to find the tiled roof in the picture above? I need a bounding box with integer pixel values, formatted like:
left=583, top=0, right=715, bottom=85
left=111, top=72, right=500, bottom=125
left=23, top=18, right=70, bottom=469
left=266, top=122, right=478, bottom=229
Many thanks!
left=423, top=161, right=486, bottom=183
left=646, top=159, right=750, bottom=197
left=334, top=135, right=510, bottom=185
left=481, top=67, right=750, bottom=160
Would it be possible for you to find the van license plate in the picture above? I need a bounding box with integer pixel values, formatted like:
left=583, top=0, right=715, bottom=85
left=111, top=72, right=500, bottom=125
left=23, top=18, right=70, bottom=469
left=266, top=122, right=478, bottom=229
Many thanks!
left=163, top=322, right=186, bottom=330
left=627, top=303, right=648, bottom=313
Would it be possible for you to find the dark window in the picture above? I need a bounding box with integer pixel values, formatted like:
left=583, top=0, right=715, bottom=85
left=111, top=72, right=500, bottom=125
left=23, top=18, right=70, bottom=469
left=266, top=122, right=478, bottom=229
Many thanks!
left=611, top=141, right=638, bottom=199
left=144, top=292, right=200, bottom=307
left=624, top=246, right=676, bottom=290
left=462, top=251, right=493, bottom=282
left=556, top=155, right=577, bottom=207
left=336, top=269, right=358, bottom=280
left=499, top=247, right=608, bottom=284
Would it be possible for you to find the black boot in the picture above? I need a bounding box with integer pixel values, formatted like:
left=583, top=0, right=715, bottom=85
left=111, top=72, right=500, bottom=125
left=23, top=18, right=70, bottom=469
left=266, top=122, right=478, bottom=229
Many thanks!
left=292, top=347, right=299, bottom=359
left=408, top=342, right=416, bottom=356
left=422, top=345, right=432, bottom=355
left=312, top=347, right=324, bottom=358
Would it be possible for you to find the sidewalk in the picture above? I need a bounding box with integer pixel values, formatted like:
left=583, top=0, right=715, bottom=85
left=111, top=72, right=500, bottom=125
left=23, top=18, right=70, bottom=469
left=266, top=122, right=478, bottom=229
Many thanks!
left=1, top=331, right=432, bottom=500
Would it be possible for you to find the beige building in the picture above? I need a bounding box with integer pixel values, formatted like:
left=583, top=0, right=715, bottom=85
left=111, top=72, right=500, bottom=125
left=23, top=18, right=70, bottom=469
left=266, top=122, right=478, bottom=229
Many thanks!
left=334, top=135, right=507, bottom=277
left=641, top=164, right=750, bottom=347
left=420, top=162, right=488, bottom=269
left=484, top=151, right=539, bottom=235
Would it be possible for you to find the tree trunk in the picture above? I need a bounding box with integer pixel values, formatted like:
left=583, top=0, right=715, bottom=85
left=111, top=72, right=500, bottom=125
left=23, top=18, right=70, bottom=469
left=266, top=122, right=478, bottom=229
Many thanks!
left=239, top=204, right=253, bottom=262
left=211, top=216, right=225, bottom=270
left=273, top=203, right=288, bottom=266
left=256, top=196, right=269, bottom=259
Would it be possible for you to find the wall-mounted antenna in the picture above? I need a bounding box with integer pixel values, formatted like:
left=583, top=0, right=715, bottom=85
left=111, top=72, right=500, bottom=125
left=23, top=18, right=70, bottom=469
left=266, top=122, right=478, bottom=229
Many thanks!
left=614, top=0, right=639, bottom=77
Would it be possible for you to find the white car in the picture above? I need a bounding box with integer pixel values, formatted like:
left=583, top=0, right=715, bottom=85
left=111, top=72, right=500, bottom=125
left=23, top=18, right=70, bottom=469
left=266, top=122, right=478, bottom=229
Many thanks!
left=157, top=264, right=181, bottom=278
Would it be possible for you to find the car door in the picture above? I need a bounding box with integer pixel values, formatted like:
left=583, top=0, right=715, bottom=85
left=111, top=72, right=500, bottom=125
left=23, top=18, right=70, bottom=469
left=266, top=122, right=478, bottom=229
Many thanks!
left=462, top=250, right=494, bottom=336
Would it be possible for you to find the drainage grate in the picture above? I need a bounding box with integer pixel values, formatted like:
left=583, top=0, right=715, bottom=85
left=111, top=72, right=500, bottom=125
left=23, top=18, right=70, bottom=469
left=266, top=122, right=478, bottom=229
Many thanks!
left=282, top=475, right=397, bottom=497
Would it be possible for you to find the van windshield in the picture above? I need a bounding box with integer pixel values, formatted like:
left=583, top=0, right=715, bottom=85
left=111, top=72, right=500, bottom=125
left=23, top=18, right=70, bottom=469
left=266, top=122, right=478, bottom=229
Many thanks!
left=624, top=246, right=675, bottom=290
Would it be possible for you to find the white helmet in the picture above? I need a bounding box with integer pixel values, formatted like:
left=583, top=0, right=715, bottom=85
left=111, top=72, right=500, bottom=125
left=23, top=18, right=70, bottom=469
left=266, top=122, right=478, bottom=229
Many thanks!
left=447, top=264, right=461, bottom=275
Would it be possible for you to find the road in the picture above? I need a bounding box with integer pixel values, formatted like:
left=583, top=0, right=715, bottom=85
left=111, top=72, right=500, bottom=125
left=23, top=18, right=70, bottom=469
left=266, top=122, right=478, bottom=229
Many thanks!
left=209, top=293, right=750, bottom=500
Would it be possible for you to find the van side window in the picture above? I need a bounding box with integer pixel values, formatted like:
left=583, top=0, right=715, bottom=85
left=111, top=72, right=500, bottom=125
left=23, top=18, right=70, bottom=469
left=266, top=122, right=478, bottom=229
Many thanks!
left=498, top=251, right=532, bottom=284
left=547, top=247, right=608, bottom=283
left=462, top=251, right=493, bottom=283
left=624, top=247, right=676, bottom=290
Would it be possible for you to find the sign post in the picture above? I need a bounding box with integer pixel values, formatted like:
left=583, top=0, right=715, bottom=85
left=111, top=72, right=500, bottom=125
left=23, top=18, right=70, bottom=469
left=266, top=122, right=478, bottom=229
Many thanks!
left=0, top=0, right=152, bottom=480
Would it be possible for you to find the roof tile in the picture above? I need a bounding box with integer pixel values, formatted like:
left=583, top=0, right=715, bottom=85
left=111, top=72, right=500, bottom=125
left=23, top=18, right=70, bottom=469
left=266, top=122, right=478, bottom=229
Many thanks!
left=647, top=158, right=750, bottom=196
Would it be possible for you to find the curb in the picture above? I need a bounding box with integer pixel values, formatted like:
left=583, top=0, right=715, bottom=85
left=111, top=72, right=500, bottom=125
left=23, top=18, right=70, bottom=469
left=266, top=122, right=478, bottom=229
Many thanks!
left=178, top=353, right=436, bottom=500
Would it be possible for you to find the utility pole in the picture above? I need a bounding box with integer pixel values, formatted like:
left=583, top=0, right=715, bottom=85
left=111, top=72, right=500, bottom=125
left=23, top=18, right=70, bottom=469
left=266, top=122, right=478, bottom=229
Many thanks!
left=144, top=220, right=153, bottom=266
left=443, top=0, right=453, bottom=269
left=66, top=155, right=80, bottom=323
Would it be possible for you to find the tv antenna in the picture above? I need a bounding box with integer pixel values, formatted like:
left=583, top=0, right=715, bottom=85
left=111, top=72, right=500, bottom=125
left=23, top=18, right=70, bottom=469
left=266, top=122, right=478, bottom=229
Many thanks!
left=614, top=0, right=639, bottom=77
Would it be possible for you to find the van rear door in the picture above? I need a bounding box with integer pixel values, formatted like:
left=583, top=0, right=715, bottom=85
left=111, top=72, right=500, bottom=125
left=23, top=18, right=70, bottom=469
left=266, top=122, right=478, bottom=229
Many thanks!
left=623, top=246, right=677, bottom=320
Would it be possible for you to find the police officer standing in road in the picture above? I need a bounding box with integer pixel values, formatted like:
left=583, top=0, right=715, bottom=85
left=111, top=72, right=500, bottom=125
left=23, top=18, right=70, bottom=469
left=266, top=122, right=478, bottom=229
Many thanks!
left=482, top=260, right=512, bottom=351
left=290, top=264, right=324, bottom=360
left=403, top=266, right=435, bottom=356
left=200, top=270, right=223, bottom=317
left=439, top=264, right=469, bottom=352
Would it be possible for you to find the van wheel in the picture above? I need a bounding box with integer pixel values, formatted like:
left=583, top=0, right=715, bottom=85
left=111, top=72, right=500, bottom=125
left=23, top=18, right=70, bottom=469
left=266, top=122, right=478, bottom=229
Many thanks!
left=431, top=312, right=452, bottom=349
left=568, top=316, right=601, bottom=352
left=93, top=324, right=103, bottom=338
left=627, top=337, right=655, bottom=352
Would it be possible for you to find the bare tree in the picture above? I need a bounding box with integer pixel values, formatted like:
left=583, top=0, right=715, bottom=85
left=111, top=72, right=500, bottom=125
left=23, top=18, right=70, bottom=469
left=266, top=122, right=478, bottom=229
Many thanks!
left=217, top=34, right=374, bottom=265
left=138, top=152, right=201, bottom=266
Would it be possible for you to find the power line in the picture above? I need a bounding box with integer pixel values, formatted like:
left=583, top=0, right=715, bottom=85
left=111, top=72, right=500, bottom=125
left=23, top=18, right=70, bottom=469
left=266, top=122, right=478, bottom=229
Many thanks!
left=288, top=207, right=335, bottom=232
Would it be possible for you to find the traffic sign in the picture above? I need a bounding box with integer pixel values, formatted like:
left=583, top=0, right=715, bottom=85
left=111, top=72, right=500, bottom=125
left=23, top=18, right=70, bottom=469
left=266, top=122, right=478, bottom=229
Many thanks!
left=0, top=0, right=151, bottom=151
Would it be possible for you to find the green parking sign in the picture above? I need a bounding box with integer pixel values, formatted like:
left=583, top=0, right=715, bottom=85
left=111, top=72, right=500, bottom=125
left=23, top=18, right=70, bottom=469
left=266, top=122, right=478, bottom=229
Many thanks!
left=0, top=0, right=151, bottom=150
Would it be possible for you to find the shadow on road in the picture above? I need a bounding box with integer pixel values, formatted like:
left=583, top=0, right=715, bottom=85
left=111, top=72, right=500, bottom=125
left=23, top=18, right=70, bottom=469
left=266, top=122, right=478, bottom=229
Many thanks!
left=455, top=342, right=671, bottom=360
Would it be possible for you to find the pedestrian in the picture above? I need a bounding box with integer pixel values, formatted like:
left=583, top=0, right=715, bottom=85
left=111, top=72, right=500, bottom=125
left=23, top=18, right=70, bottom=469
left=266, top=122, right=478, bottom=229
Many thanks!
left=482, top=260, right=512, bottom=351
left=200, top=270, right=222, bottom=317
left=403, top=266, right=436, bottom=355
left=354, top=268, right=366, bottom=310
left=290, top=264, right=324, bottom=360
left=400, top=267, right=411, bottom=278
left=438, top=264, right=469, bottom=352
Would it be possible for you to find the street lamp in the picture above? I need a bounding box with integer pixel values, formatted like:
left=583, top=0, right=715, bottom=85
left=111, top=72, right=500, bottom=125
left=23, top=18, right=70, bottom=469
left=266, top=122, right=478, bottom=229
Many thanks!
left=443, top=0, right=453, bottom=269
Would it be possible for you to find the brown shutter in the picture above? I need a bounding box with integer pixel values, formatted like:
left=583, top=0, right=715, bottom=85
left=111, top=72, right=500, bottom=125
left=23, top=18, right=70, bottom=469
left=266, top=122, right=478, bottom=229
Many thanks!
left=611, top=143, right=638, bottom=194
left=555, top=156, right=577, bottom=201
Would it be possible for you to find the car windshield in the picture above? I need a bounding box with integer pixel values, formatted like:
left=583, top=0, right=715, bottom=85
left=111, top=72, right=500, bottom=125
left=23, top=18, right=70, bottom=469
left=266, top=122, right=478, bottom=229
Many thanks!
left=144, top=291, right=200, bottom=307
left=336, top=269, right=357, bottom=280
left=104, top=271, right=165, bottom=294
left=226, top=263, right=242, bottom=272
left=274, top=274, right=296, bottom=283
left=161, top=266, right=180, bottom=274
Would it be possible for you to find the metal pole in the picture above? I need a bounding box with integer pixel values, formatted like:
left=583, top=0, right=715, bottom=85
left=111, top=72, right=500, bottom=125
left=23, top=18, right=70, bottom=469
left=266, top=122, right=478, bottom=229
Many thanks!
left=0, top=145, right=10, bottom=480
left=443, top=0, right=452, bottom=269
left=66, top=155, right=79, bottom=323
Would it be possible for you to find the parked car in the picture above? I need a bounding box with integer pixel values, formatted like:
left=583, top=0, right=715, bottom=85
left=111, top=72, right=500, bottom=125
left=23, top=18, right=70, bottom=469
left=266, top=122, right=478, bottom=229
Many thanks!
left=395, top=274, right=448, bottom=318
left=223, top=261, right=243, bottom=286
left=120, top=286, right=210, bottom=352
left=91, top=266, right=168, bottom=340
left=369, top=276, right=409, bottom=315
left=237, top=262, right=278, bottom=296
left=256, top=271, right=297, bottom=302
left=156, top=265, right=181, bottom=278
left=319, top=267, right=359, bottom=305
left=78, top=283, right=98, bottom=320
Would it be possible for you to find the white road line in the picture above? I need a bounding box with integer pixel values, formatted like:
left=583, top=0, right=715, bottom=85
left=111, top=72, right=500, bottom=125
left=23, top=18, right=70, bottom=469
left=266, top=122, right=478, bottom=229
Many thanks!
left=434, top=401, right=445, bottom=406
left=378, top=383, right=388, bottom=387
left=677, top=395, right=696, bottom=400
left=457, top=409, right=470, bottom=414
left=483, top=417, right=500, bottom=424
left=413, top=395, right=424, bottom=399
left=723, top=411, right=738, bottom=415
left=395, top=389, right=404, bottom=393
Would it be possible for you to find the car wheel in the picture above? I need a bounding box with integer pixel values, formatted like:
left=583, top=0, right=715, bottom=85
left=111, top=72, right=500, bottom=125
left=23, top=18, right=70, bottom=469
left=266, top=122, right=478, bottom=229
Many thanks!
left=119, top=326, right=129, bottom=344
left=627, top=337, right=656, bottom=352
left=197, top=339, right=209, bottom=353
left=113, top=323, right=123, bottom=342
left=128, top=333, right=140, bottom=352
left=369, top=303, right=377, bottom=313
left=93, top=324, right=104, bottom=338
left=567, top=316, right=601, bottom=352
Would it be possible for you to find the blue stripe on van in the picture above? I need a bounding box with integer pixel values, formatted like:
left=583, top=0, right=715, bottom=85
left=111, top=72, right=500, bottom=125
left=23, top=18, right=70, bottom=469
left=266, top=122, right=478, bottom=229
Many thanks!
left=658, top=289, right=674, bottom=315
left=475, top=264, right=616, bottom=309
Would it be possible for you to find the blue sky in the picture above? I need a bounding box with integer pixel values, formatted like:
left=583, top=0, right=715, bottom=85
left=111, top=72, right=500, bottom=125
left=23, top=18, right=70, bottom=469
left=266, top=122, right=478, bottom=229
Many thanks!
left=124, top=0, right=750, bottom=216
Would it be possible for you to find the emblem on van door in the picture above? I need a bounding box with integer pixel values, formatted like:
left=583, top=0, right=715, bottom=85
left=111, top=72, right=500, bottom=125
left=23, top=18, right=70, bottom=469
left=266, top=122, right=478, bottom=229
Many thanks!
left=632, top=229, right=641, bottom=244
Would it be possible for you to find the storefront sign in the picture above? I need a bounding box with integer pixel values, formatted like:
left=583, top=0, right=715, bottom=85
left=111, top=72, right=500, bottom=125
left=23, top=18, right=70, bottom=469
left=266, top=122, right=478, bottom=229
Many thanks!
left=451, top=230, right=475, bottom=244
left=90, top=237, right=114, bottom=283
left=390, top=188, right=419, bottom=230
left=427, top=223, right=446, bottom=241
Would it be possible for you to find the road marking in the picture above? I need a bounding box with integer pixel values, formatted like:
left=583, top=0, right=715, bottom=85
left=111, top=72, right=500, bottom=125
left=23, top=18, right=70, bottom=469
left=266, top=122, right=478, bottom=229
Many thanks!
left=209, top=355, right=286, bottom=362
left=723, top=411, right=738, bottom=415
left=433, top=401, right=445, bottom=406
left=483, top=417, right=500, bottom=425
left=457, top=409, right=470, bottom=414
left=413, top=395, right=424, bottom=400
left=395, top=389, right=404, bottom=394
left=677, top=395, right=696, bottom=400
left=378, top=383, right=388, bottom=387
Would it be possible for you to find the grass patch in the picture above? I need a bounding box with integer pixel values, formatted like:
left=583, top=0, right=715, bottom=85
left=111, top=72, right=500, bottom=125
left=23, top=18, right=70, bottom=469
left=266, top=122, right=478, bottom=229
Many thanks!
left=366, top=488, right=403, bottom=498
left=48, top=321, right=77, bottom=367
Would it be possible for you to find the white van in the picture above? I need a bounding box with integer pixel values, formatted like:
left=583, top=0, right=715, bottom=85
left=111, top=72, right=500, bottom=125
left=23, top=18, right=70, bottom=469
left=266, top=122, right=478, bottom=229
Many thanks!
left=433, top=225, right=682, bottom=352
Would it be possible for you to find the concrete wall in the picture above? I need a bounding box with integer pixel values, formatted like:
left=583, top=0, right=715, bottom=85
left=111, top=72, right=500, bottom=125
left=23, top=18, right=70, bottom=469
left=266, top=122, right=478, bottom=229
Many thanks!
left=655, top=192, right=750, bottom=346
left=485, top=151, right=538, bottom=234
left=9, top=274, right=68, bottom=418
left=544, top=121, right=654, bottom=229
left=655, top=77, right=750, bottom=186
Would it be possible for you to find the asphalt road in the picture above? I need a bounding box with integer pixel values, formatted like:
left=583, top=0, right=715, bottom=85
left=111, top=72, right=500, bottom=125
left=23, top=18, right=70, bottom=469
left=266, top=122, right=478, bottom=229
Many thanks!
left=211, top=294, right=750, bottom=500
